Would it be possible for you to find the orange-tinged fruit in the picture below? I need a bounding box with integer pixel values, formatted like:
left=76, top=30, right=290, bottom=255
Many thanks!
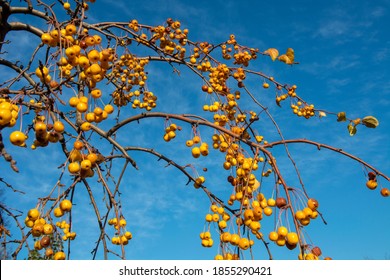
left=381, top=188, right=390, bottom=197
left=53, top=121, right=65, bottom=133
left=286, top=232, right=299, bottom=245
left=307, top=198, right=319, bottom=210
left=104, top=104, right=114, bottom=114
left=54, top=251, right=66, bottom=260
left=238, top=237, right=250, bottom=250
left=277, top=226, right=288, bottom=237
left=9, top=131, right=27, bottom=146
left=366, top=180, right=378, bottom=190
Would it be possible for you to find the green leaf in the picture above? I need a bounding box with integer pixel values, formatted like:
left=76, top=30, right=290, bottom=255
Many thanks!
left=362, top=116, right=379, bottom=128
left=337, top=112, right=347, bottom=122
left=348, top=123, right=357, bottom=136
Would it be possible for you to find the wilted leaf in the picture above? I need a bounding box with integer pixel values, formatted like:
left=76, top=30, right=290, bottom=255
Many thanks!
left=264, top=48, right=279, bottom=61
left=348, top=123, right=357, bottom=136
left=278, top=54, right=293, bottom=64
left=286, top=48, right=295, bottom=62
left=319, top=111, right=327, bottom=118
left=362, top=116, right=379, bottom=128
left=337, top=112, right=347, bottom=122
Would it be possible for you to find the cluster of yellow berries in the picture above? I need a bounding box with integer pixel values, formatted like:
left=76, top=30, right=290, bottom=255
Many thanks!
left=66, top=140, right=104, bottom=178
left=108, top=217, right=133, bottom=246
left=30, top=115, right=65, bottom=149
left=294, top=198, right=319, bottom=226
left=25, top=208, right=66, bottom=260
left=199, top=231, right=214, bottom=248
left=163, top=123, right=179, bottom=142
left=0, top=98, right=19, bottom=128
left=205, top=204, right=231, bottom=230
left=56, top=220, right=76, bottom=241
left=53, top=199, right=73, bottom=218
left=186, top=135, right=209, bottom=158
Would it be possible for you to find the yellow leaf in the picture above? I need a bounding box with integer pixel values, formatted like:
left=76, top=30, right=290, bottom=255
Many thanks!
left=337, top=112, right=347, bottom=122
left=362, top=116, right=379, bottom=128
left=319, top=111, right=327, bottom=118
left=286, top=48, right=295, bottom=62
left=278, top=54, right=292, bottom=64
left=264, top=48, right=279, bottom=61
left=348, top=123, right=357, bottom=136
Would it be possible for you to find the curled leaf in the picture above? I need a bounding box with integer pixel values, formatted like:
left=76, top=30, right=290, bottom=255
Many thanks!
left=348, top=123, right=357, bottom=136
left=362, top=116, right=379, bottom=128
left=319, top=111, right=327, bottom=118
left=278, top=54, right=293, bottom=64
left=264, top=48, right=279, bottom=61
left=286, top=48, right=295, bottom=62
left=337, top=112, right=347, bottom=122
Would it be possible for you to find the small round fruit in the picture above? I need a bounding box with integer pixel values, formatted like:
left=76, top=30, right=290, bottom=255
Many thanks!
left=0, top=108, right=12, bottom=125
left=311, top=246, right=322, bottom=257
left=80, top=159, right=92, bottom=170
left=381, top=188, right=390, bottom=197
left=53, top=251, right=66, bottom=260
left=191, top=146, right=201, bottom=158
left=221, top=232, right=231, bottom=243
left=286, top=232, right=299, bottom=245
left=295, top=210, right=306, bottom=220
left=277, top=226, right=288, bottom=237
left=28, top=208, right=40, bottom=221
left=267, top=198, right=276, bottom=207
left=45, top=248, right=54, bottom=257
left=9, top=131, right=27, bottom=146
left=69, top=97, right=79, bottom=107
left=263, top=207, right=273, bottom=216
left=238, top=237, right=250, bottom=250
left=269, top=231, right=279, bottom=241
left=68, top=162, right=80, bottom=174
left=276, top=197, right=287, bottom=208
left=307, top=198, right=319, bottom=210
left=53, top=121, right=65, bottom=133
left=53, top=207, right=64, bottom=217
left=43, top=224, right=54, bottom=235
left=60, top=199, right=72, bottom=212
left=104, top=104, right=114, bottom=114
left=229, top=234, right=240, bottom=246
left=366, top=180, right=378, bottom=190
left=40, top=236, right=51, bottom=248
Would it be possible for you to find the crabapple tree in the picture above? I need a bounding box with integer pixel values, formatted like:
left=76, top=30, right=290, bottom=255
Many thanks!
left=0, top=0, right=389, bottom=260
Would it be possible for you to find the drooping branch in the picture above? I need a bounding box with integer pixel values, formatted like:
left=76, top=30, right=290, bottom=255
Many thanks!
left=264, top=139, right=390, bottom=181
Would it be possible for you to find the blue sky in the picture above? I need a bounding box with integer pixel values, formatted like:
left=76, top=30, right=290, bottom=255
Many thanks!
left=1, top=0, right=390, bottom=260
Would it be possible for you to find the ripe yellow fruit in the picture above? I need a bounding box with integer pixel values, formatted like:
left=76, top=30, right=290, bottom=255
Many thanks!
left=43, top=224, right=54, bottom=235
left=60, top=199, right=72, bottom=212
left=286, top=232, right=299, bottom=245
left=53, top=121, right=65, bottom=133
left=191, top=146, right=201, bottom=158
left=238, top=238, right=250, bottom=250
left=277, top=226, right=288, bottom=237
left=68, top=162, right=80, bottom=174
left=9, top=131, right=27, bottom=146
left=53, top=251, right=66, bottom=260
left=104, top=104, right=114, bottom=114
left=81, top=122, right=92, bottom=131
left=69, top=97, right=79, bottom=107
left=53, top=207, right=64, bottom=217
left=28, top=208, right=40, bottom=221
left=80, top=159, right=92, bottom=170
left=366, top=180, right=378, bottom=190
